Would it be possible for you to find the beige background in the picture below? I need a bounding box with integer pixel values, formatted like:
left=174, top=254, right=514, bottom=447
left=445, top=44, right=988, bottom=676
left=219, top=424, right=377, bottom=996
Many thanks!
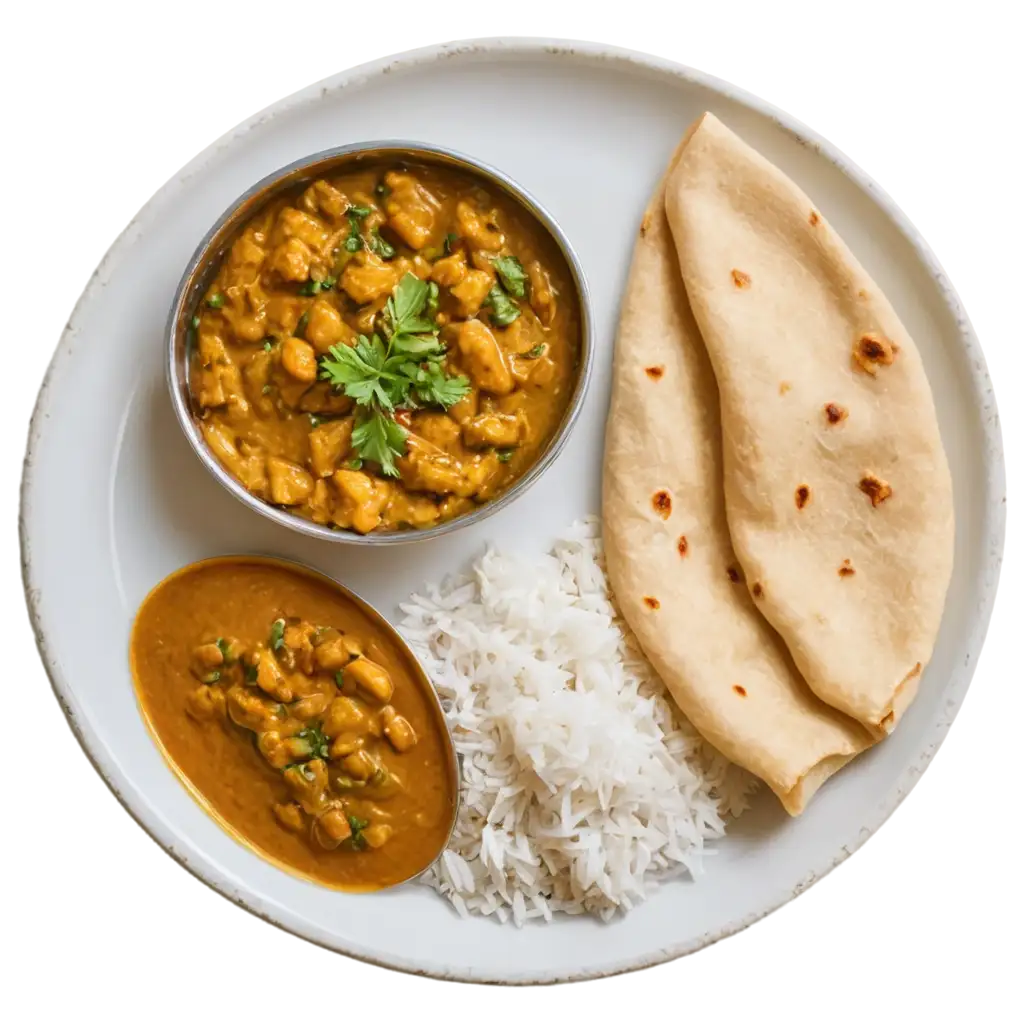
left=8, top=6, right=1024, bottom=1015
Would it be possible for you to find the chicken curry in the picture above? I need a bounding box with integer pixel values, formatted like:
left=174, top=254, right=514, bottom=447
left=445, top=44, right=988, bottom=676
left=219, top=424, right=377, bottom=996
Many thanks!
left=188, top=160, right=581, bottom=534
left=130, top=558, right=457, bottom=891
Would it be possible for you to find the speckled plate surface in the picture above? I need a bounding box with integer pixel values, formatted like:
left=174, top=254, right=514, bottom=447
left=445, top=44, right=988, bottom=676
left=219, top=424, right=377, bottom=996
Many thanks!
left=20, top=38, right=1005, bottom=984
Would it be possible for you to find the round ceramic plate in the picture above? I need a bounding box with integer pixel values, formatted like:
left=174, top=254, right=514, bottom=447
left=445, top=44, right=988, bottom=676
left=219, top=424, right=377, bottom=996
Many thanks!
left=21, top=38, right=1005, bottom=984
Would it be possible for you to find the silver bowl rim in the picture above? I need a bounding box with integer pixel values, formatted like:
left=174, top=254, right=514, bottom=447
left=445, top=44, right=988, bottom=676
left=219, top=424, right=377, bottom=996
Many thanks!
left=132, top=550, right=463, bottom=891
left=166, top=139, right=595, bottom=546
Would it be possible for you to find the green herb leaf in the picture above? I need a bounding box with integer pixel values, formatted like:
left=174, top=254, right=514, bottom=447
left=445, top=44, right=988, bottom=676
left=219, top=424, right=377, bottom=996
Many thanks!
left=320, top=336, right=395, bottom=410
left=263, top=340, right=274, bottom=352
left=321, top=275, right=337, bottom=289
left=215, top=637, right=236, bottom=664
left=350, top=409, right=407, bottom=478
left=426, top=281, right=440, bottom=318
left=443, top=233, right=459, bottom=255
left=524, top=343, right=546, bottom=359
left=190, top=315, right=201, bottom=330
left=493, top=255, right=528, bottom=298
left=296, top=311, right=310, bottom=338
left=261, top=384, right=272, bottom=395
left=347, top=814, right=370, bottom=849
left=348, top=205, right=372, bottom=218
left=298, top=280, right=322, bottom=296
left=344, top=233, right=363, bottom=253
left=413, top=366, right=471, bottom=409
left=496, top=449, right=515, bottom=463
left=347, top=459, right=363, bottom=471
left=200, top=669, right=221, bottom=684
left=485, top=283, right=521, bottom=326
left=269, top=618, right=286, bottom=651
left=245, top=664, right=259, bottom=684
left=369, top=229, right=396, bottom=260
left=309, top=414, right=322, bottom=428
left=206, top=293, right=225, bottom=309
left=295, top=723, right=330, bottom=760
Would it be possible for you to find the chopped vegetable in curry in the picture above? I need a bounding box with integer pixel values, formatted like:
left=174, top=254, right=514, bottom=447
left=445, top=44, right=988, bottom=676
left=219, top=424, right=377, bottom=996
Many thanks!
left=189, top=162, right=580, bottom=533
left=131, top=559, right=456, bottom=891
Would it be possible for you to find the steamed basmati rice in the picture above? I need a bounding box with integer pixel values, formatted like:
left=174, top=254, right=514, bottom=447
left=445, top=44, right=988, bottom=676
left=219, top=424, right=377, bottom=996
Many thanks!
left=399, top=517, right=756, bottom=925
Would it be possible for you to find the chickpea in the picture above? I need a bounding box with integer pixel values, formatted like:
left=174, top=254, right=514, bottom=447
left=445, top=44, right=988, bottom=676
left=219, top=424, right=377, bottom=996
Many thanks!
left=329, top=733, right=364, bottom=759
left=343, top=657, right=394, bottom=703
left=380, top=705, right=418, bottom=752
left=313, top=806, right=353, bottom=849
left=273, top=802, right=306, bottom=834
left=185, top=685, right=225, bottom=721
left=362, top=824, right=394, bottom=849
left=322, top=696, right=368, bottom=738
left=281, top=336, right=318, bottom=382
left=341, top=749, right=377, bottom=781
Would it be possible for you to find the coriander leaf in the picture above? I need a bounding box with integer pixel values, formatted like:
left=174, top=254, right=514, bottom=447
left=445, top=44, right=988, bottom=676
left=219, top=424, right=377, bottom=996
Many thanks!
left=485, top=283, right=521, bottom=326
left=320, top=337, right=395, bottom=410
left=524, top=343, right=546, bottom=359
left=348, top=205, right=372, bottom=219
left=390, top=272, right=430, bottom=326
left=443, top=233, right=459, bottom=255
left=245, top=664, right=259, bottom=684
left=200, top=669, right=221, bottom=684
left=298, top=280, right=322, bottom=296
left=344, top=233, right=363, bottom=253
left=206, top=293, right=225, bottom=309
left=347, top=813, right=370, bottom=849
left=415, top=368, right=471, bottom=409
left=496, top=449, right=515, bottom=463
left=493, top=255, right=528, bottom=298
left=263, top=340, right=273, bottom=352
left=387, top=332, right=444, bottom=358
left=350, top=409, right=407, bottom=478
left=426, top=281, right=440, bottom=317
left=309, top=414, right=321, bottom=428
left=269, top=618, right=285, bottom=651
left=190, top=315, right=201, bottom=330
left=347, top=458, right=363, bottom=470
left=295, top=723, right=330, bottom=760
left=369, top=229, right=396, bottom=260
left=296, top=311, right=310, bottom=338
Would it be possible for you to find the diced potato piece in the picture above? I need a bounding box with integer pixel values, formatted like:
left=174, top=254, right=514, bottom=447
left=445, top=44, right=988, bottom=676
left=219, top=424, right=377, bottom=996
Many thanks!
left=448, top=389, right=478, bottom=425
left=281, top=337, right=318, bottom=382
left=307, top=479, right=331, bottom=524
left=462, top=413, right=521, bottom=450
left=197, top=328, right=229, bottom=368
left=255, top=652, right=293, bottom=703
left=380, top=705, right=418, bottom=752
left=309, top=419, right=354, bottom=477
left=323, top=695, right=369, bottom=738
left=383, top=171, right=440, bottom=249
left=313, top=805, right=353, bottom=849
left=527, top=260, right=557, bottom=325
left=274, top=206, right=330, bottom=252
left=398, top=448, right=466, bottom=497
left=269, top=237, right=313, bottom=282
left=498, top=313, right=545, bottom=355
left=201, top=420, right=240, bottom=469
left=298, top=383, right=353, bottom=416
left=265, top=295, right=303, bottom=336
left=450, top=269, right=494, bottom=318
left=363, top=824, right=394, bottom=849
left=344, top=657, right=394, bottom=703
left=328, top=733, right=363, bottom=759
left=447, top=320, right=513, bottom=395
left=300, top=179, right=349, bottom=222
left=304, top=297, right=353, bottom=353
left=331, top=469, right=391, bottom=534
left=341, top=253, right=399, bottom=304
left=411, top=412, right=462, bottom=451
left=226, top=684, right=280, bottom=731
left=267, top=456, right=314, bottom=505
left=455, top=201, right=504, bottom=251
left=227, top=229, right=266, bottom=273
left=431, top=251, right=467, bottom=288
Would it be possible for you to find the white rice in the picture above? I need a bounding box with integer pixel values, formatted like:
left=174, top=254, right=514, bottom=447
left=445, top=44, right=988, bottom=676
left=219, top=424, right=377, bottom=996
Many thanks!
left=399, top=516, right=756, bottom=925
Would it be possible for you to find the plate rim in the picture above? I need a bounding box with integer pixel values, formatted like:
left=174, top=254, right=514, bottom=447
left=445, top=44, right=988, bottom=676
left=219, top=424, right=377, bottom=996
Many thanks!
left=20, top=36, right=1007, bottom=985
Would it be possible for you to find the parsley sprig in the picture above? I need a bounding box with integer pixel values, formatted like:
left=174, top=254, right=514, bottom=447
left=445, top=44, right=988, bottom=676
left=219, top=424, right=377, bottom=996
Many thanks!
left=319, top=273, right=471, bottom=476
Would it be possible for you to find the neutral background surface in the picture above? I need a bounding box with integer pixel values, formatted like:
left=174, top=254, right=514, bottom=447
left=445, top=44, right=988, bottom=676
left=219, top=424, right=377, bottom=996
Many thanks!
left=4, top=0, right=1020, bottom=1018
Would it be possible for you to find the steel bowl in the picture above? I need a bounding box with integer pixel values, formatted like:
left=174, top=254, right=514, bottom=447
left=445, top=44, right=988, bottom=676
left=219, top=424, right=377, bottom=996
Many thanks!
left=167, top=141, right=594, bottom=545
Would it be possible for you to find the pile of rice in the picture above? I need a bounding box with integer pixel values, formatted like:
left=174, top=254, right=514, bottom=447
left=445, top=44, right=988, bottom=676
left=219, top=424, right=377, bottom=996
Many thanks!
left=399, top=517, right=755, bottom=925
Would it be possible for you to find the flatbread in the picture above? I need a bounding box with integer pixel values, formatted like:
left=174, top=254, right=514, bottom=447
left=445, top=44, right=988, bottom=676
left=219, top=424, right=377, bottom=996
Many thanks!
left=664, top=113, right=954, bottom=734
left=602, top=144, right=871, bottom=815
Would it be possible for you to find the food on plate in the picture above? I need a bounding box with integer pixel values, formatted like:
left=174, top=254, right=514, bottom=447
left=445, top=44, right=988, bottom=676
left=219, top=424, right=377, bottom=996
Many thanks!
left=188, top=160, right=581, bottom=533
left=602, top=149, right=871, bottom=815
left=130, top=557, right=456, bottom=890
left=663, top=113, right=954, bottom=734
left=401, top=519, right=756, bottom=925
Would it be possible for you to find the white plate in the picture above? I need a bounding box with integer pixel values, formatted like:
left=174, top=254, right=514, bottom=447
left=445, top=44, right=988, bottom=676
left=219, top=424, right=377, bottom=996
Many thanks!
left=21, top=38, right=1005, bottom=984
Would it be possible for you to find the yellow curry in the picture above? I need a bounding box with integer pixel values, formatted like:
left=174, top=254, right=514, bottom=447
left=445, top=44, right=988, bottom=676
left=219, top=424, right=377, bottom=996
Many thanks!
left=131, top=558, right=457, bottom=891
left=189, top=161, right=580, bottom=534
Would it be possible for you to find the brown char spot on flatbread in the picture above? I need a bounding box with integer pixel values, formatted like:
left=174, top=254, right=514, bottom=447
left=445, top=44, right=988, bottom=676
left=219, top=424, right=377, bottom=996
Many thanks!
left=903, top=662, right=922, bottom=682
left=809, top=210, right=820, bottom=226
left=652, top=490, right=672, bottom=519
left=645, top=365, right=665, bottom=380
left=727, top=566, right=742, bottom=583
left=838, top=559, right=855, bottom=578
left=677, top=535, right=688, bottom=557
left=795, top=485, right=811, bottom=510
left=859, top=474, right=893, bottom=507
left=731, top=269, right=751, bottom=288
left=643, top=596, right=660, bottom=610
left=824, top=402, right=848, bottom=425
left=779, top=381, right=792, bottom=395
left=853, top=332, right=896, bottom=375
left=733, top=685, right=747, bottom=697
left=640, top=211, right=652, bottom=237
left=752, top=582, right=764, bottom=599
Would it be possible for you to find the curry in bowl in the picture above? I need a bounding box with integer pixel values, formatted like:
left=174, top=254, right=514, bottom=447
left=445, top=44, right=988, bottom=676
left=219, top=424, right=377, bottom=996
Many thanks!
left=130, top=557, right=457, bottom=891
left=187, top=156, right=582, bottom=535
